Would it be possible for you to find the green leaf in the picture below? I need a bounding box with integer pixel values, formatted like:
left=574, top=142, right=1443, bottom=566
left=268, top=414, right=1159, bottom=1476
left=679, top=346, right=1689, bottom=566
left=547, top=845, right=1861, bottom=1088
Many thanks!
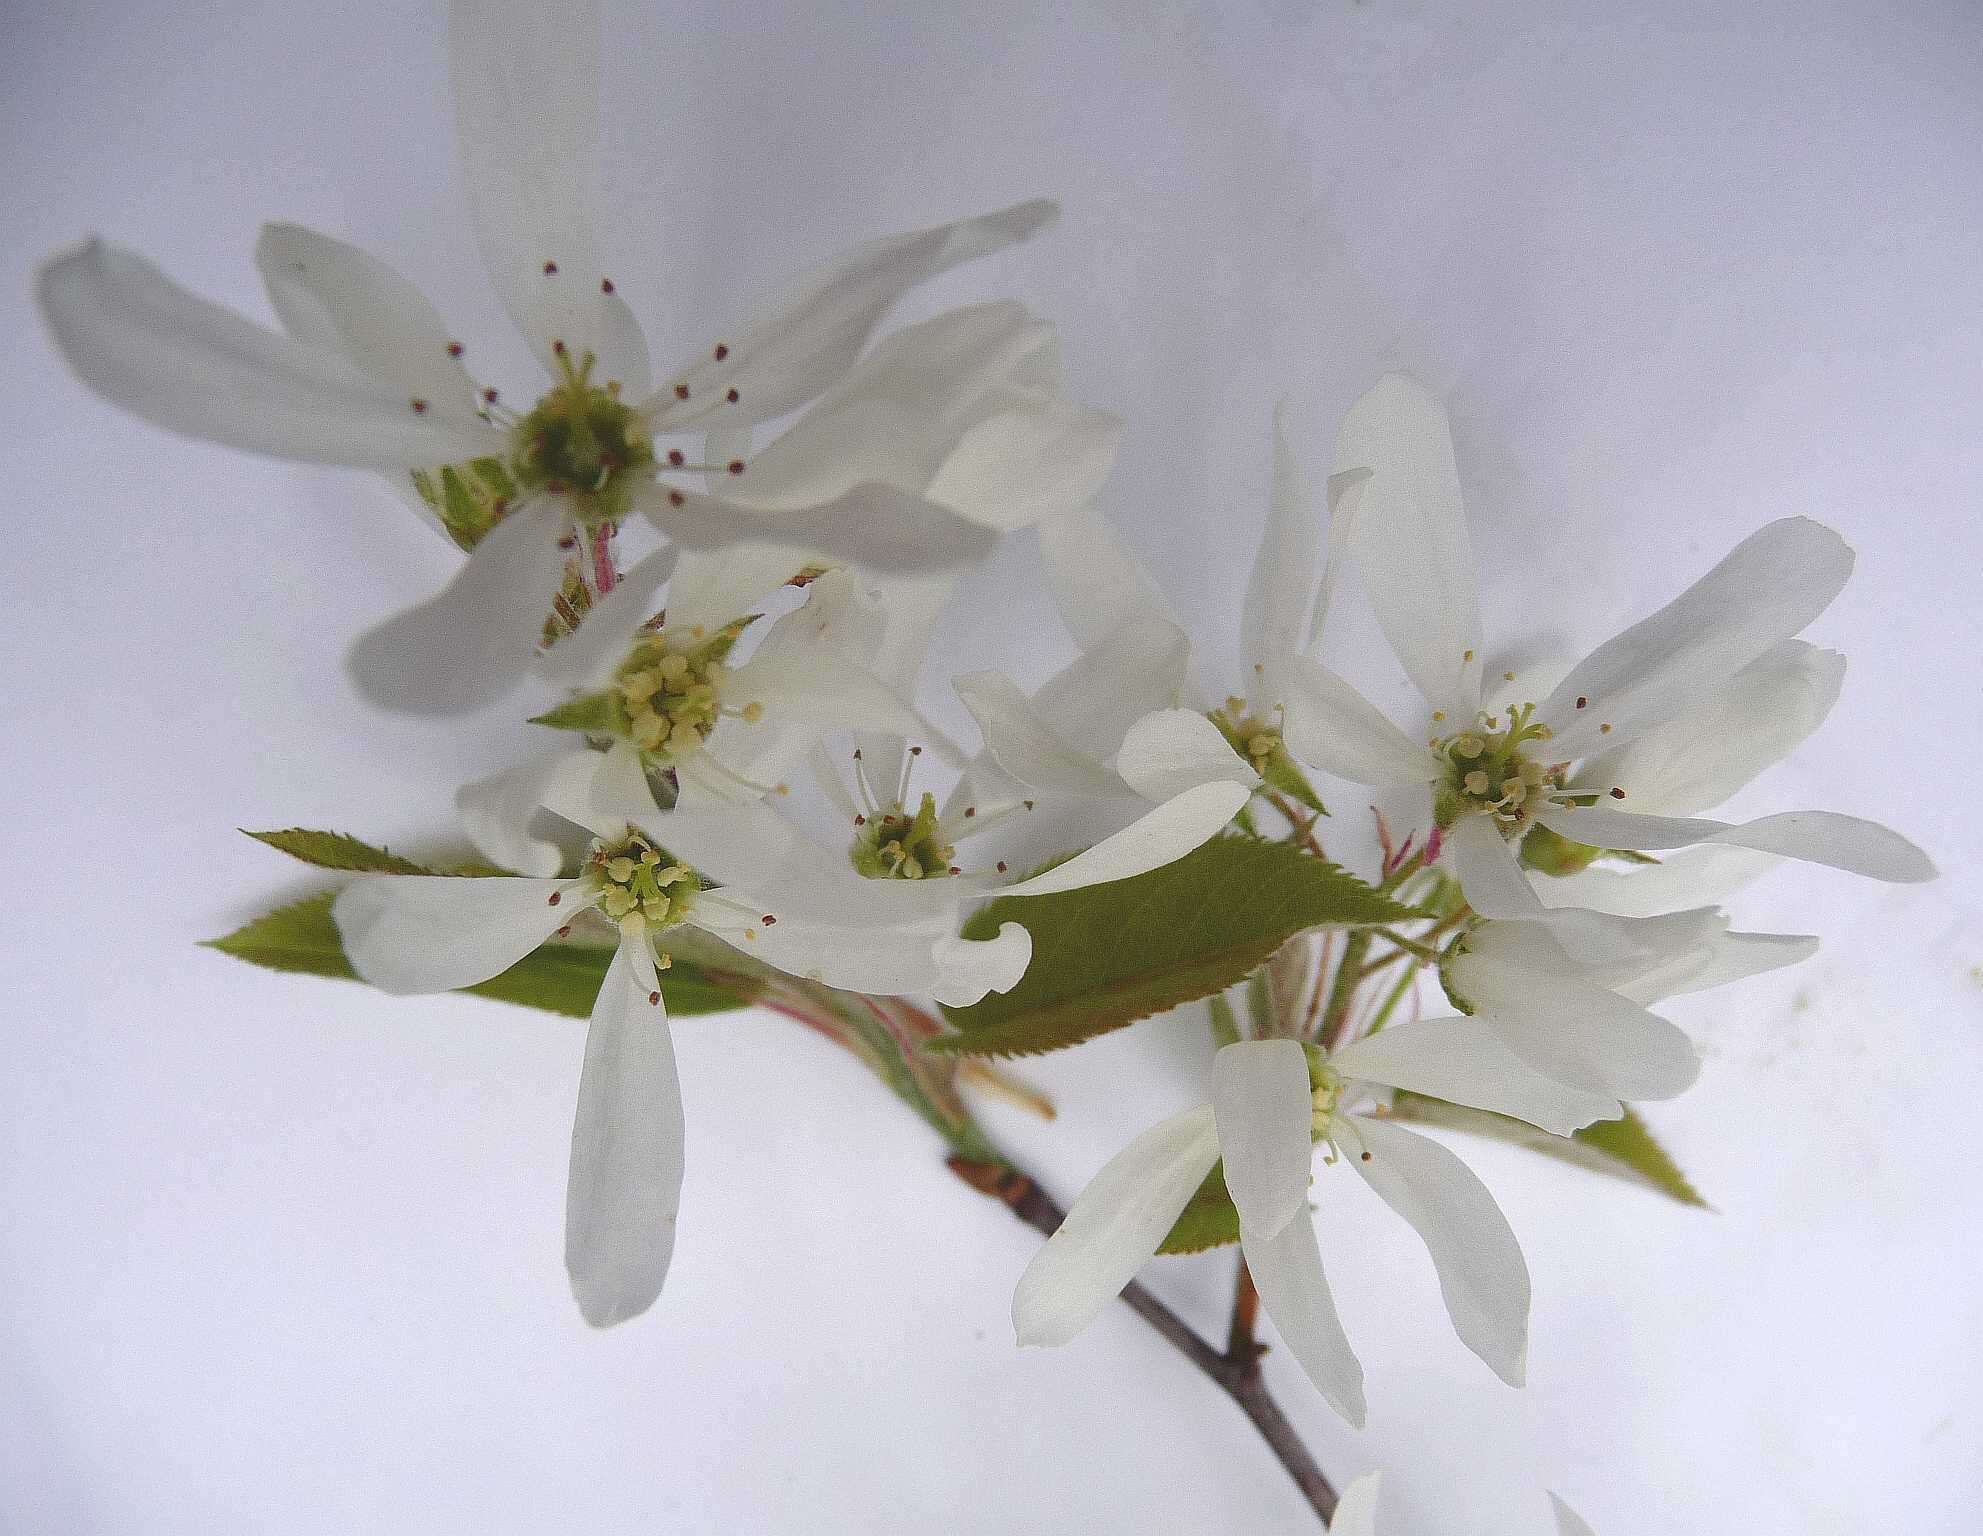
left=204, top=893, right=746, bottom=1018
left=1157, top=1160, right=1243, bottom=1254
left=933, top=836, right=1422, bottom=1058
left=243, top=828, right=434, bottom=875
left=1386, top=1094, right=1709, bottom=1208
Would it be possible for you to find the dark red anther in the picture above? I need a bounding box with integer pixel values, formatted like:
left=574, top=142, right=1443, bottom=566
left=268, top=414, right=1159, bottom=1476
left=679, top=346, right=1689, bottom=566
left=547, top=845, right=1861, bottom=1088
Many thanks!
left=674, top=383, right=691, bottom=400
left=725, top=387, right=739, bottom=403
left=1576, top=696, right=1588, bottom=709
left=409, top=398, right=428, bottom=414
left=552, top=338, right=567, bottom=356
left=1610, top=787, right=1627, bottom=799
left=760, top=914, right=776, bottom=926
left=668, top=490, right=685, bottom=506
left=667, top=449, right=685, bottom=467
left=600, top=277, right=616, bottom=294
left=1360, top=1151, right=1373, bottom=1162
left=548, top=892, right=562, bottom=907
left=543, top=260, right=559, bottom=275
left=483, top=386, right=500, bottom=403
left=446, top=341, right=464, bottom=357
left=854, top=815, right=866, bottom=826
left=648, top=990, right=661, bottom=1005
left=713, top=343, right=729, bottom=360
left=726, top=460, right=744, bottom=475
left=996, top=861, right=1009, bottom=873
left=963, top=807, right=976, bottom=818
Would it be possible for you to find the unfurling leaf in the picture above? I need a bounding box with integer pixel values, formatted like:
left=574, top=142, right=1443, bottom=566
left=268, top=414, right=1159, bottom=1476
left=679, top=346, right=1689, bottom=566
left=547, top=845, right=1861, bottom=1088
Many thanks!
left=1158, top=1160, right=1243, bottom=1254
left=242, top=828, right=434, bottom=875
left=205, top=893, right=746, bottom=1018
left=1387, top=1094, right=1709, bottom=1208
left=933, top=837, right=1421, bottom=1058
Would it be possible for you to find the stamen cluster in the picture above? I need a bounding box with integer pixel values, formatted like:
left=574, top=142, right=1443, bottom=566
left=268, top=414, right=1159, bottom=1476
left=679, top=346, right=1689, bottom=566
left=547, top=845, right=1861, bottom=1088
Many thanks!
left=1430, top=701, right=1560, bottom=834
left=589, top=831, right=698, bottom=939
left=851, top=791, right=957, bottom=881
left=613, top=630, right=743, bottom=763
left=511, top=347, right=655, bottom=524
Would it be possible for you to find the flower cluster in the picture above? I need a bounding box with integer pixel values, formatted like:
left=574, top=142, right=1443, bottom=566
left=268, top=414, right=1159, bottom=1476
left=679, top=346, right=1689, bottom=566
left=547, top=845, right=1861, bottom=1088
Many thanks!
left=39, top=0, right=1933, bottom=1521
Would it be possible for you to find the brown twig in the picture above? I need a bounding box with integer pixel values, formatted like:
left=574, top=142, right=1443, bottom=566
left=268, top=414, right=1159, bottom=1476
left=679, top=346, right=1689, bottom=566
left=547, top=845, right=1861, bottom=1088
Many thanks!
left=949, top=1157, right=1339, bottom=1526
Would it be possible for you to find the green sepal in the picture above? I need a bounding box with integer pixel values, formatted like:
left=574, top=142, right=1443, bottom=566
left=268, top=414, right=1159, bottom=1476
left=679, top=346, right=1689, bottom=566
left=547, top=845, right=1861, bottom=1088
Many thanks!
left=529, top=690, right=624, bottom=734
left=204, top=893, right=747, bottom=1017
left=1157, top=1160, right=1243, bottom=1254
left=933, top=836, right=1424, bottom=1058
left=1257, top=745, right=1326, bottom=816
left=411, top=456, right=519, bottom=551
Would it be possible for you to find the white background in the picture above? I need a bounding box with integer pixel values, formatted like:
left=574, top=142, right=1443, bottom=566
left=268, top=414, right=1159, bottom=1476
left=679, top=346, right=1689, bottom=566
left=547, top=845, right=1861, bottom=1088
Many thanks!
left=4, top=2, right=1981, bottom=1531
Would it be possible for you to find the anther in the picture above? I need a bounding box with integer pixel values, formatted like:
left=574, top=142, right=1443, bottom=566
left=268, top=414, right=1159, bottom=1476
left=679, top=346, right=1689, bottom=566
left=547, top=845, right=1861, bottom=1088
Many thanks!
left=761, top=914, right=776, bottom=926
left=446, top=341, right=464, bottom=357
left=648, top=990, right=661, bottom=1005
left=668, top=490, right=685, bottom=506
left=552, top=339, right=567, bottom=356
left=667, top=449, right=685, bottom=467
left=963, top=806, right=976, bottom=818
left=410, top=398, right=428, bottom=414
left=726, top=460, right=744, bottom=475
left=996, top=861, right=1009, bottom=873
left=600, top=277, right=615, bottom=294
left=1600, top=723, right=1613, bottom=734
left=713, top=343, right=729, bottom=361
left=483, top=387, right=500, bottom=404
left=1576, top=696, right=1588, bottom=709
left=725, top=387, right=740, bottom=403
left=1463, top=648, right=1475, bottom=661
left=543, top=260, right=559, bottom=275
left=1609, top=787, right=1627, bottom=799
left=1503, top=670, right=1516, bottom=681
left=547, top=892, right=562, bottom=906
left=675, top=383, right=691, bottom=400
left=1360, top=1151, right=1373, bottom=1162
left=1023, top=800, right=1035, bottom=811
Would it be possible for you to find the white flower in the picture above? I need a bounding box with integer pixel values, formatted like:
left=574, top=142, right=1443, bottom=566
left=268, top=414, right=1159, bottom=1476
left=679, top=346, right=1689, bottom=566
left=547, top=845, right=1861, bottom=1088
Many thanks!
left=333, top=756, right=1032, bottom=1328
left=1261, top=375, right=1931, bottom=942
left=1012, top=1030, right=1641, bottom=1424
left=38, top=0, right=1118, bottom=717
left=1326, top=1474, right=1596, bottom=1535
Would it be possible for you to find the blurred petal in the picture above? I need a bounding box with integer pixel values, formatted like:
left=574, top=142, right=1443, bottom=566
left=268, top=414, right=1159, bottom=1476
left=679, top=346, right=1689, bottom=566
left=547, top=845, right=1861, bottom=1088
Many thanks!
left=1333, top=1016, right=1621, bottom=1135
left=1038, top=503, right=1180, bottom=651
left=1327, top=1474, right=1382, bottom=1536
left=1622, top=929, right=1817, bottom=1004
left=38, top=239, right=504, bottom=470
left=535, top=546, right=676, bottom=690
left=647, top=200, right=1058, bottom=430
left=566, top=937, right=683, bottom=1327
left=1347, top=1115, right=1529, bottom=1386
left=926, top=397, right=1123, bottom=531
left=347, top=497, right=571, bottom=715
left=1212, top=1039, right=1316, bottom=1240
left=1116, top=709, right=1258, bottom=802
left=1029, top=612, right=1193, bottom=760
left=1538, top=518, right=1853, bottom=758
left=1240, top=1211, right=1366, bottom=1427
left=333, top=873, right=585, bottom=993
left=1012, top=1106, right=1219, bottom=1347
left=1333, top=374, right=1484, bottom=721
left=1550, top=1493, right=1598, bottom=1536
left=1241, top=405, right=1321, bottom=680
left=1570, top=641, right=1844, bottom=816
left=953, top=670, right=1125, bottom=797
left=1538, top=805, right=1935, bottom=884
left=456, top=747, right=602, bottom=875
left=726, top=652, right=929, bottom=740
left=1535, top=844, right=1778, bottom=918
left=999, top=781, right=1250, bottom=897
left=1278, top=654, right=1443, bottom=786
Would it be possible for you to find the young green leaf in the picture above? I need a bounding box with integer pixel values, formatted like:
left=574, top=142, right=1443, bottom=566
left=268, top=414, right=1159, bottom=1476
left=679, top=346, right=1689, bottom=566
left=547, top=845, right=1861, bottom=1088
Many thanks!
left=205, top=893, right=747, bottom=1017
left=1157, top=1160, right=1243, bottom=1254
left=1386, top=1094, right=1709, bottom=1208
left=242, top=828, right=434, bottom=875
left=933, top=837, right=1421, bottom=1058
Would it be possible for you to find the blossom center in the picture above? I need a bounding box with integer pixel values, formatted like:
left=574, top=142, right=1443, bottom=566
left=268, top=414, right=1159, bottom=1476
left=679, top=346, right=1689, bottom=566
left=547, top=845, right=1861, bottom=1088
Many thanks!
left=510, top=346, right=655, bottom=525
left=611, top=623, right=750, bottom=765
left=1211, top=696, right=1285, bottom=768
left=588, top=831, right=698, bottom=940
left=1430, top=701, right=1561, bottom=835
left=1304, top=1048, right=1344, bottom=1140
left=851, top=791, right=957, bottom=881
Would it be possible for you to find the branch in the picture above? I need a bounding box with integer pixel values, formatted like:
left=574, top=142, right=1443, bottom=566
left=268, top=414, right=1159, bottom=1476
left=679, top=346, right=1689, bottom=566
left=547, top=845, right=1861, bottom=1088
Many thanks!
left=948, top=1157, right=1339, bottom=1526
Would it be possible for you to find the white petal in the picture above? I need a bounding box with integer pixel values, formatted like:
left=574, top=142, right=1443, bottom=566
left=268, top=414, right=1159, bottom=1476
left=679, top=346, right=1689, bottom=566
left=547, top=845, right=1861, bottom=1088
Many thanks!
left=646, top=201, right=1058, bottom=430
left=1622, top=929, right=1817, bottom=1004
left=1116, top=709, right=1258, bottom=802
left=1346, top=1114, right=1529, bottom=1387
left=535, top=546, right=676, bottom=690
left=1332, top=1016, right=1621, bottom=1136
left=1239, top=1211, right=1366, bottom=1427
left=255, top=223, right=480, bottom=415
left=655, top=542, right=813, bottom=641
left=450, top=0, right=618, bottom=371
left=1327, top=1474, right=1382, bottom=1536
left=998, top=782, right=1249, bottom=897
left=1333, top=374, right=1484, bottom=720
left=1028, top=612, right=1193, bottom=760
left=1212, top=1040, right=1316, bottom=1240
left=1450, top=948, right=1702, bottom=1100
left=1549, top=1493, right=1598, bottom=1536
left=1277, top=654, right=1443, bottom=786
left=691, top=902, right=986, bottom=1000
left=1241, top=405, right=1322, bottom=681
left=1569, top=641, right=1844, bottom=816
left=38, top=239, right=504, bottom=470
left=1447, top=817, right=1669, bottom=968
left=1011, top=1106, right=1220, bottom=1347
left=346, top=497, right=571, bottom=715
left=1538, top=805, right=1935, bottom=883
left=456, top=748, right=603, bottom=875
left=925, top=397, right=1123, bottom=532
left=953, top=670, right=1126, bottom=797
left=724, top=652, right=929, bottom=743
left=1037, top=504, right=1180, bottom=651
left=536, top=738, right=653, bottom=840
left=566, top=937, right=683, bottom=1327
left=333, top=873, right=585, bottom=993
left=929, top=922, right=1033, bottom=1007
left=1538, top=518, right=1854, bottom=758
left=1534, top=844, right=1779, bottom=918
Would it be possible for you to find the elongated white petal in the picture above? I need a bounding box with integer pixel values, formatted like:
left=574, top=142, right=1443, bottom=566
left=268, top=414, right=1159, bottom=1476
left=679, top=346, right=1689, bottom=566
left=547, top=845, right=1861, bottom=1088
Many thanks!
left=925, top=397, right=1123, bottom=531
left=1239, top=1210, right=1366, bottom=1427
left=1346, top=1114, right=1528, bottom=1386
left=1116, top=709, right=1257, bottom=802
left=953, top=671, right=1125, bottom=797
left=1460, top=907, right=1727, bottom=991
left=450, top=0, right=615, bottom=370
left=456, top=747, right=604, bottom=875
left=1334, top=374, right=1483, bottom=720
left=1538, top=805, right=1934, bottom=883
left=1278, top=654, right=1443, bottom=786
left=1451, top=949, right=1702, bottom=1100
left=726, top=652, right=928, bottom=741
left=333, top=873, right=585, bottom=993
left=1327, top=1474, right=1382, bottom=1536
left=566, top=937, right=683, bottom=1327
left=1570, top=641, right=1844, bottom=816
left=38, top=239, right=505, bottom=470
left=1029, top=612, right=1193, bottom=760
left=535, top=547, right=676, bottom=690
left=1241, top=406, right=1322, bottom=681
left=1534, top=844, right=1778, bottom=918
left=534, top=738, right=652, bottom=841
left=929, top=922, right=1033, bottom=1006
left=1012, top=1106, right=1220, bottom=1347
left=1619, top=928, right=1818, bottom=1005
left=347, top=497, right=571, bottom=715
left=1447, top=817, right=1674, bottom=967
left=1538, top=518, right=1853, bottom=758
left=1212, top=1040, right=1316, bottom=1240
left=646, top=200, right=1057, bottom=431
left=255, top=223, right=480, bottom=414
left=999, top=781, right=1249, bottom=897
left=1037, top=503, right=1180, bottom=651
left=1333, top=1016, right=1621, bottom=1135
left=1550, top=1493, right=1598, bottom=1536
